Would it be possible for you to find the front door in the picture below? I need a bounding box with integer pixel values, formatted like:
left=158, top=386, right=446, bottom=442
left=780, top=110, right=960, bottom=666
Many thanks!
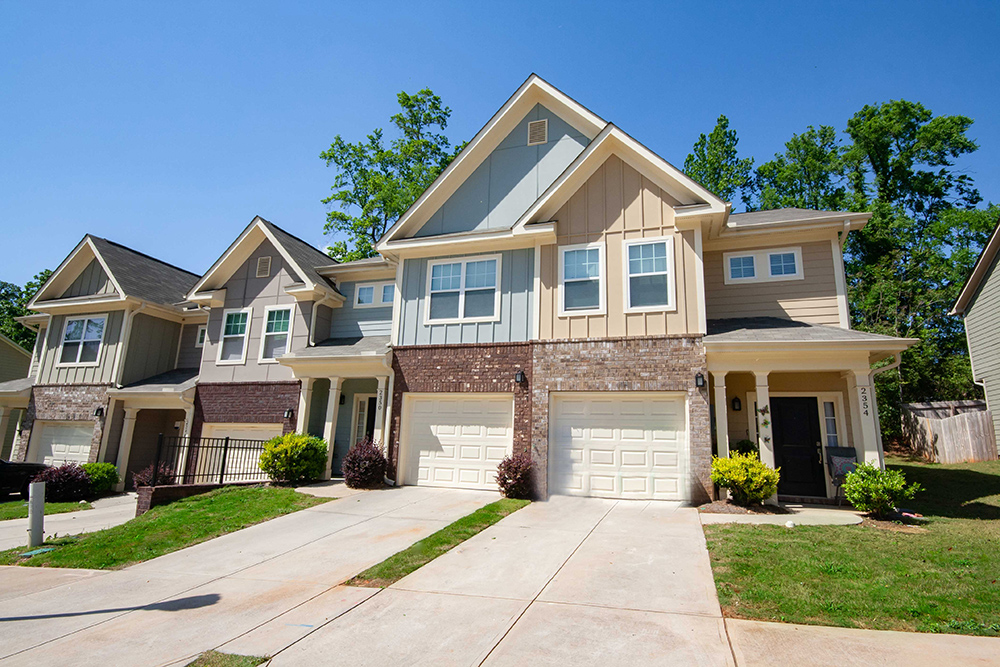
left=771, top=397, right=826, bottom=497
left=353, top=395, right=377, bottom=445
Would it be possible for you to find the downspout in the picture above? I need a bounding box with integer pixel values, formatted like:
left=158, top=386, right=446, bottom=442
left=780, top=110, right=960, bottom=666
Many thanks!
left=114, top=303, right=146, bottom=388
left=309, top=294, right=337, bottom=347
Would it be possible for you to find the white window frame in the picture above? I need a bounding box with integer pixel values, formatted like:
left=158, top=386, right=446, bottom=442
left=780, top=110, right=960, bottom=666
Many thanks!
left=216, top=307, right=252, bottom=366
left=194, top=325, right=207, bottom=348
left=351, top=393, right=377, bottom=447
left=55, top=313, right=108, bottom=367
left=354, top=281, right=395, bottom=309
left=423, top=254, right=503, bottom=325
left=622, top=235, right=676, bottom=314
left=258, top=304, right=295, bottom=364
left=558, top=242, right=606, bottom=317
left=723, top=246, right=804, bottom=285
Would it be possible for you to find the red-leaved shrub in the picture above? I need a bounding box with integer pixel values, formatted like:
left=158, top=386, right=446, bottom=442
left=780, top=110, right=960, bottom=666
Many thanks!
left=342, top=438, right=386, bottom=489
left=132, top=462, right=177, bottom=487
left=32, top=463, right=91, bottom=502
left=496, top=453, right=532, bottom=499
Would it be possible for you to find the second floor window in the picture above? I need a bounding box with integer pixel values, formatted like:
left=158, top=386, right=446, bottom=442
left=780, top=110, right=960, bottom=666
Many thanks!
left=560, top=244, right=604, bottom=314
left=59, top=315, right=106, bottom=365
left=625, top=237, right=675, bottom=310
left=261, top=306, right=293, bottom=361
left=219, top=309, right=250, bottom=364
left=355, top=281, right=395, bottom=308
left=426, top=255, right=500, bottom=322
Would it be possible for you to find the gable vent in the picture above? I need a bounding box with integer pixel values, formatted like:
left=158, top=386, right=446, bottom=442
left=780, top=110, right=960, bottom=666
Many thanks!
left=256, top=256, right=272, bottom=278
left=527, top=119, right=548, bottom=146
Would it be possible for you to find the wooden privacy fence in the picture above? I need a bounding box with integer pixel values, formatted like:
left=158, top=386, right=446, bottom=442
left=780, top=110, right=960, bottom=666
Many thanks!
left=902, top=401, right=998, bottom=463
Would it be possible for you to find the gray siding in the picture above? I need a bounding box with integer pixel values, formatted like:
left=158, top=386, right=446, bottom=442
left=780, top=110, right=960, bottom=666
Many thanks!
left=1, top=409, right=24, bottom=459
left=965, top=249, right=1000, bottom=450
left=61, top=259, right=116, bottom=298
left=0, top=339, right=30, bottom=382
left=120, top=314, right=182, bottom=386
left=398, top=249, right=534, bottom=345
left=330, top=281, right=392, bottom=338
left=29, top=327, right=45, bottom=378
left=177, top=323, right=204, bottom=369
left=199, top=239, right=312, bottom=383
left=414, top=104, right=588, bottom=238
left=314, top=303, right=333, bottom=343
left=37, top=310, right=125, bottom=384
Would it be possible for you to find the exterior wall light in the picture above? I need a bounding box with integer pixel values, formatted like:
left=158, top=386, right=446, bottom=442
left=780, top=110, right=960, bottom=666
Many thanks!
left=731, top=397, right=742, bottom=412
left=514, top=370, right=526, bottom=384
left=94, top=406, right=105, bottom=418
left=695, top=373, right=705, bottom=388
left=283, top=408, right=294, bottom=421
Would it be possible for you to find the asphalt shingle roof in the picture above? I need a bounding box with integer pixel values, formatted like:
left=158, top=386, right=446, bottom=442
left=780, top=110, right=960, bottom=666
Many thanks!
left=280, top=336, right=391, bottom=358
left=705, top=317, right=906, bottom=343
left=258, top=219, right=337, bottom=289
left=89, top=236, right=200, bottom=307
left=117, top=368, right=199, bottom=393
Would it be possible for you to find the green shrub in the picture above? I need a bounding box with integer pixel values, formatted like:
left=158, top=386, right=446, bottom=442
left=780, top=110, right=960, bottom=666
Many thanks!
left=729, top=438, right=759, bottom=457
left=842, top=463, right=922, bottom=518
left=710, top=453, right=780, bottom=506
left=81, top=463, right=120, bottom=494
left=258, top=433, right=328, bottom=484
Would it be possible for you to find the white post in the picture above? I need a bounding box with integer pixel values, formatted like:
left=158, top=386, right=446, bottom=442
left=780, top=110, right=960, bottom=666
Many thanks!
left=296, top=378, right=314, bottom=434
left=114, top=408, right=139, bottom=491
left=374, top=376, right=388, bottom=446
left=27, top=481, right=44, bottom=547
left=323, top=378, right=343, bottom=479
left=711, top=372, right=729, bottom=458
left=754, top=372, right=774, bottom=468
left=850, top=370, right=882, bottom=466
left=0, top=407, right=11, bottom=460
left=176, top=405, right=195, bottom=479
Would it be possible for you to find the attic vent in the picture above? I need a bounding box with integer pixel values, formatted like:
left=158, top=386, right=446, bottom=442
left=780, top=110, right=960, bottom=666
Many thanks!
left=527, top=119, right=548, bottom=146
left=256, top=256, right=272, bottom=278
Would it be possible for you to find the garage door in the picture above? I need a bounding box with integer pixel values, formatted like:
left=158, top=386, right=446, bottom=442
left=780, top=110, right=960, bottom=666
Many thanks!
left=402, top=394, right=513, bottom=490
left=200, top=423, right=284, bottom=481
left=32, top=422, right=93, bottom=466
left=550, top=393, right=689, bottom=501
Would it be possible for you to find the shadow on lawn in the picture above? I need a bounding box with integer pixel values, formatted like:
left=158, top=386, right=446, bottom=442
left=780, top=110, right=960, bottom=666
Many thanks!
left=889, top=462, right=1000, bottom=520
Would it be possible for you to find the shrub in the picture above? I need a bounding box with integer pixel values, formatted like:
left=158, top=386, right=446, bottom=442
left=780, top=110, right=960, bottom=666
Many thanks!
left=32, top=463, right=91, bottom=501
left=132, top=462, right=177, bottom=487
left=710, top=453, right=780, bottom=506
left=496, top=453, right=533, bottom=499
left=842, top=463, right=922, bottom=518
left=342, top=438, right=386, bottom=489
left=81, top=462, right=120, bottom=494
left=729, top=438, right=759, bottom=457
left=258, top=433, right=328, bottom=484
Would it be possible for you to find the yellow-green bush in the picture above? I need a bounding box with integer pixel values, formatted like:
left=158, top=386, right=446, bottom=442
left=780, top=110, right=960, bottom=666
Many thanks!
left=710, top=453, right=780, bottom=506
left=258, top=433, right=328, bottom=484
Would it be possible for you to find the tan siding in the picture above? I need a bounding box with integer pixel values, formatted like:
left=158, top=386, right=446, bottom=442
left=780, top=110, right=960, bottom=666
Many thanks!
left=539, top=155, right=700, bottom=339
left=120, top=314, right=182, bottom=386
left=965, top=250, right=1000, bottom=449
left=38, top=310, right=125, bottom=384
left=705, top=241, right=841, bottom=325
left=60, top=259, right=116, bottom=298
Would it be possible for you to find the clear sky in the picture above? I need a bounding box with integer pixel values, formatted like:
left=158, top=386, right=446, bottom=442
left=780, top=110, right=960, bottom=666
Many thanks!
left=2, top=1, right=998, bottom=285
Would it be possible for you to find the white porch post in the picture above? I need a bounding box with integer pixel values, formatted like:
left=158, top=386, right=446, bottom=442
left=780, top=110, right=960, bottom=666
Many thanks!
left=114, top=408, right=140, bottom=491
left=847, top=370, right=882, bottom=467
left=0, top=407, right=11, bottom=460
left=711, top=372, right=729, bottom=458
left=296, top=378, right=314, bottom=434
left=323, top=377, right=343, bottom=479
left=753, top=372, right=775, bottom=469
left=177, top=405, right=195, bottom=479
left=374, top=376, right=388, bottom=446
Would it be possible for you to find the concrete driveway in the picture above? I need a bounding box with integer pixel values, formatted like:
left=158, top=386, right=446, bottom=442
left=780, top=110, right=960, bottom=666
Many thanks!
left=0, top=486, right=497, bottom=667
left=0, top=493, right=138, bottom=551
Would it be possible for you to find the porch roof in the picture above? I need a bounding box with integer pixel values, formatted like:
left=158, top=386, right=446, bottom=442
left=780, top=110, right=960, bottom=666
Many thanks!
left=280, top=336, right=391, bottom=360
left=112, top=368, right=199, bottom=394
left=0, top=377, right=33, bottom=397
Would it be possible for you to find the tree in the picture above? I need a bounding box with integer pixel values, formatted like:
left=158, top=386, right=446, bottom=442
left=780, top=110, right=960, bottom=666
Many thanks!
left=684, top=115, right=754, bottom=204
left=0, top=269, right=52, bottom=350
left=748, top=125, right=852, bottom=212
left=320, top=89, right=464, bottom=261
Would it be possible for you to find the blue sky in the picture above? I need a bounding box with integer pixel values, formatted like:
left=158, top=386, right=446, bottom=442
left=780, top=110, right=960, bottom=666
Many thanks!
left=2, top=1, right=998, bottom=285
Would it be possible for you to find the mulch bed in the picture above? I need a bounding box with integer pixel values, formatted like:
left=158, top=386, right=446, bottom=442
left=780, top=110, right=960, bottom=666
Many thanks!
left=860, top=512, right=929, bottom=533
left=698, top=500, right=791, bottom=515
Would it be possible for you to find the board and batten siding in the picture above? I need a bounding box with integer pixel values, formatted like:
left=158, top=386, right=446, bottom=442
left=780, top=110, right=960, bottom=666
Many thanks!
left=397, top=249, right=534, bottom=345
left=704, top=241, right=841, bottom=325
left=37, top=310, right=125, bottom=384
left=60, top=259, right=116, bottom=298
left=538, top=155, right=702, bottom=339
left=199, top=239, right=311, bottom=383
left=120, top=314, right=181, bottom=386
left=29, top=327, right=45, bottom=378
left=177, top=323, right=204, bottom=369
left=0, top=339, right=30, bottom=382
left=329, top=281, right=392, bottom=338
left=965, top=249, right=1000, bottom=451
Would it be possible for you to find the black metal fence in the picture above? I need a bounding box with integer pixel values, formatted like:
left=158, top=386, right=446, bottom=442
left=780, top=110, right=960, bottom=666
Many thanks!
left=151, top=434, right=271, bottom=486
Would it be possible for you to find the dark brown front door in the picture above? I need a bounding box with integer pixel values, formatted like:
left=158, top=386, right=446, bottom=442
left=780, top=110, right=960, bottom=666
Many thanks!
left=771, top=397, right=826, bottom=497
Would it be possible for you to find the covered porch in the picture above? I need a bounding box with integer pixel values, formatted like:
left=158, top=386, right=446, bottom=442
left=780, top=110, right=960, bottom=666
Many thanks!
left=278, top=336, right=392, bottom=479
left=0, top=378, right=31, bottom=461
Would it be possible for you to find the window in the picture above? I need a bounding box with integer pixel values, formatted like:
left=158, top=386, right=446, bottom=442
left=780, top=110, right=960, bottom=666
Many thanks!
left=218, top=308, right=251, bottom=364
left=260, top=306, right=293, bottom=361
left=625, top=237, right=675, bottom=311
left=256, top=256, right=272, bottom=278
left=823, top=401, right=839, bottom=447
left=426, top=255, right=501, bottom=323
left=195, top=325, right=207, bottom=348
left=724, top=247, right=803, bottom=284
left=728, top=255, right=755, bottom=280
left=354, top=281, right=395, bottom=308
left=59, top=315, right=106, bottom=365
left=769, top=252, right=797, bottom=277
left=559, top=244, right=604, bottom=314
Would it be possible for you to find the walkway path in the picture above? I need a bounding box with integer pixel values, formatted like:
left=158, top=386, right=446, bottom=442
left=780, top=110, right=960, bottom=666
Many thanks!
left=0, top=493, right=137, bottom=552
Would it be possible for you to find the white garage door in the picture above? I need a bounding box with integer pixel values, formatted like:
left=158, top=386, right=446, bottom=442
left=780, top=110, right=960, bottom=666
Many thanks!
left=32, top=422, right=93, bottom=466
left=200, top=423, right=284, bottom=481
left=402, top=394, right=513, bottom=490
left=550, top=393, right=689, bottom=501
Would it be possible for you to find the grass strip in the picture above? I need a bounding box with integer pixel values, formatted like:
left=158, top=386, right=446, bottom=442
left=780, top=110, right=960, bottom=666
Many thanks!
left=186, top=651, right=268, bottom=667
left=348, top=497, right=530, bottom=588
left=0, top=499, right=93, bottom=521
left=0, top=485, right=328, bottom=570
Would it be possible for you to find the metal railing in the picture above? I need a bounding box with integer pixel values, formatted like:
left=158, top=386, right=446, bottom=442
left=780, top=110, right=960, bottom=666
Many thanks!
left=151, top=434, right=270, bottom=486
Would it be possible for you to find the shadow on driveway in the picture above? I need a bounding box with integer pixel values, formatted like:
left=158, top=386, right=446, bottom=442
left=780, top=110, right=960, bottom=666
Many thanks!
left=0, top=593, right=221, bottom=622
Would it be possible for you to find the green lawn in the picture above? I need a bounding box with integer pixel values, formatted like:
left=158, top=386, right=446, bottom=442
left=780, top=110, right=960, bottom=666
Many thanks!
left=0, top=499, right=93, bottom=521
left=704, top=457, right=1000, bottom=636
left=348, top=498, right=530, bottom=588
left=0, top=485, right=328, bottom=569
left=186, top=651, right=268, bottom=667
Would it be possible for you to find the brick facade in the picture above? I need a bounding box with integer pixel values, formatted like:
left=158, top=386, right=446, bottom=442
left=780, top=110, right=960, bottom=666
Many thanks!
left=14, top=385, right=112, bottom=463
left=192, top=381, right=301, bottom=439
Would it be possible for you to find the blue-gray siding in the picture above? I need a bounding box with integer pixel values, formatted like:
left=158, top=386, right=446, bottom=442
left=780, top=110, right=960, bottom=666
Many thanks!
left=965, top=248, right=1000, bottom=450
left=332, top=378, right=377, bottom=474
left=329, top=281, right=392, bottom=338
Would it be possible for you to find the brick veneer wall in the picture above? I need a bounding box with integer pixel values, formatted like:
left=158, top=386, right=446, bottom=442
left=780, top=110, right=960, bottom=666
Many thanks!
left=192, top=381, right=301, bottom=439
left=388, top=343, right=533, bottom=477
left=14, top=385, right=111, bottom=463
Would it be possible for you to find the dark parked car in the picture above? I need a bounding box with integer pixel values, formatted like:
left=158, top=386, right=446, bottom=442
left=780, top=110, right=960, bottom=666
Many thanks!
left=0, top=459, right=48, bottom=498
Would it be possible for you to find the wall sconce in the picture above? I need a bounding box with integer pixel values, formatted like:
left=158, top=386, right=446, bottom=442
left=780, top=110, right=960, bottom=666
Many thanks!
left=339, top=394, right=346, bottom=405
left=283, top=408, right=294, bottom=421
left=731, top=397, right=742, bottom=412
left=514, top=369, right=526, bottom=384
left=695, top=373, right=705, bottom=388
left=93, top=406, right=105, bottom=418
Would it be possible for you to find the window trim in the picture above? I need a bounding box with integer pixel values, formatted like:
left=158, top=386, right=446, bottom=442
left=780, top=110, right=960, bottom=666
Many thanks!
left=723, top=246, right=804, bottom=285
left=622, top=235, right=677, bottom=314
left=354, top=281, right=395, bottom=309
left=258, top=304, right=295, bottom=364
left=423, top=254, right=503, bottom=325
left=558, top=242, right=606, bottom=317
left=194, top=325, right=207, bottom=348
left=55, top=313, right=108, bottom=368
left=216, top=307, right=252, bottom=366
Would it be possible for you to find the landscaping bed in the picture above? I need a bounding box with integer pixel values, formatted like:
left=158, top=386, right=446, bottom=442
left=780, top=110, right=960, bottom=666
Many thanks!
left=703, top=457, right=1000, bottom=636
left=0, top=498, right=93, bottom=521
left=699, top=500, right=790, bottom=515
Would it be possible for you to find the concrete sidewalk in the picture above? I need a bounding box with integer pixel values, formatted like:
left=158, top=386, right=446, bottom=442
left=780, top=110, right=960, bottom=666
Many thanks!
left=0, top=486, right=497, bottom=667
left=0, top=493, right=137, bottom=551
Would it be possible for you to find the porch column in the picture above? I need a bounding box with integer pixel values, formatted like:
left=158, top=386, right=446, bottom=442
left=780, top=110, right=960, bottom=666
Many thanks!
left=847, top=370, right=882, bottom=467
left=114, top=408, right=140, bottom=491
left=711, top=372, right=729, bottom=458
left=177, top=404, right=195, bottom=479
left=0, top=407, right=11, bottom=460
left=323, top=377, right=343, bottom=479
left=374, top=376, right=388, bottom=446
left=296, top=378, right=314, bottom=433
left=753, top=372, right=775, bottom=469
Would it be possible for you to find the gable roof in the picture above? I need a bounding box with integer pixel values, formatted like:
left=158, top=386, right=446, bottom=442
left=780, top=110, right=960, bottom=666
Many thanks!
left=952, top=216, right=1000, bottom=316
left=29, top=235, right=199, bottom=310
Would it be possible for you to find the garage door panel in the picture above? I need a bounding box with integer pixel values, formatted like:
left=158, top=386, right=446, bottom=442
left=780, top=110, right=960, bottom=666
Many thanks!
left=33, top=423, right=93, bottom=466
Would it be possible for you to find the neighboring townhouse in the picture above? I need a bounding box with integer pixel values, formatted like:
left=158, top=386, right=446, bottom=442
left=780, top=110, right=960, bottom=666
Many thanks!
left=0, top=333, right=31, bottom=459
left=952, top=218, right=1000, bottom=451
